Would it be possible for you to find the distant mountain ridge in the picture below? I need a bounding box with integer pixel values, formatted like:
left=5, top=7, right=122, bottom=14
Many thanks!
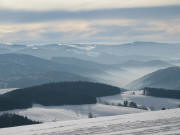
left=0, top=53, right=92, bottom=88
left=0, top=42, right=180, bottom=64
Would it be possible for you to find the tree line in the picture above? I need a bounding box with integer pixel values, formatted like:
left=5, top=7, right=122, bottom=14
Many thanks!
left=0, top=81, right=121, bottom=111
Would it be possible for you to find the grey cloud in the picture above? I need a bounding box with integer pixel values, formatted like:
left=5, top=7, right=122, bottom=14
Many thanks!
left=0, top=6, right=179, bottom=23
left=90, top=24, right=165, bottom=38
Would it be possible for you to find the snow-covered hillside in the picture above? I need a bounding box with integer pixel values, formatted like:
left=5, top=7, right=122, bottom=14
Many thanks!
left=101, top=90, right=180, bottom=110
left=1, top=108, right=180, bottom=135
left=4, top=104, right=144, bottom=122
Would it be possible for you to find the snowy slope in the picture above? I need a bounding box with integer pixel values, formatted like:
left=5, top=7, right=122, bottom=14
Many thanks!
left=4, top=104, right=144, bottom=122
left=0, top=108, right=180, bottom=135
left=101, top=90, right=180, bottom=110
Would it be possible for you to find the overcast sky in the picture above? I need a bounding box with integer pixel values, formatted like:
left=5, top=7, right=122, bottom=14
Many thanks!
left=0, top=0, right=180, bottom=44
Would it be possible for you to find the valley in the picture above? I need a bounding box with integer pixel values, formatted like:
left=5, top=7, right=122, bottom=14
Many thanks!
left=0, top=42, right=180, bottom=131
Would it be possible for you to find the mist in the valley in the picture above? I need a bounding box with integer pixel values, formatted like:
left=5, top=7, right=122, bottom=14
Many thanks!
left=94, top=67, right=166, bottom=88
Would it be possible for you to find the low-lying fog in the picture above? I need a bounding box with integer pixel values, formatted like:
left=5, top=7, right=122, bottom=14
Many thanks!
left=94, top=67, right=166, bottom=88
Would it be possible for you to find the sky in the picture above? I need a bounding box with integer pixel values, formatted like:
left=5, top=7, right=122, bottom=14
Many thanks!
left=0, top=0, right=180, bottom=44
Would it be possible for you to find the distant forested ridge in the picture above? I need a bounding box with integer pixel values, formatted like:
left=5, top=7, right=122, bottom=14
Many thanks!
left=143, top=87, right=180, bottom=99
left=0, top=81, right=120, bottom=111
left=0, top=113, right=40, bottom=128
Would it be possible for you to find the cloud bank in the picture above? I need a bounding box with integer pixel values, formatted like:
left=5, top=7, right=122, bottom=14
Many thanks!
left=0, top=0, right=179, bottom=11
left=0, top=0, right=179, bottom=44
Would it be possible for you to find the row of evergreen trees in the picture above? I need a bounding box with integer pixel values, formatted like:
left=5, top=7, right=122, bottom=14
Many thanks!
left=0, top=81, right=121, bottom=111
left=143, top=87, right=180, bottom=99
left=0, top=113, right=40, bottom=128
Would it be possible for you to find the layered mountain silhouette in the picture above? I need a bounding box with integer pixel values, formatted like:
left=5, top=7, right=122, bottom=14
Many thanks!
left=1, top=42, right=180, bottom=64
left=0, top=54, right=96, bottom=88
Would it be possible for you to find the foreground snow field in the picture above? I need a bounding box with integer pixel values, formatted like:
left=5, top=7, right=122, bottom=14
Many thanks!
left=0, top=108, right=180, bottom=135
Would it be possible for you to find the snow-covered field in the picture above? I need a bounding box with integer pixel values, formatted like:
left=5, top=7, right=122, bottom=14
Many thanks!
left=1, top=108, right=180, bottom=135
left=4, top=104, right=144, bottom=122
left=101, top=90, right=180, bottom=110
left=0, top=88, right=18, bottom=95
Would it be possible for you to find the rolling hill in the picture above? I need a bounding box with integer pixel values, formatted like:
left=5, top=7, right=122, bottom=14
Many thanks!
left=127, top=66, right=180, bottom=90
left=0, top=53, right=107, bottom=88
left=0, top=81, right=120, bottom=111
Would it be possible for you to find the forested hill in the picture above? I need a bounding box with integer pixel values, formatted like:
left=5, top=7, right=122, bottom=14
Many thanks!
left=0, top=81, right=121, bottom=111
